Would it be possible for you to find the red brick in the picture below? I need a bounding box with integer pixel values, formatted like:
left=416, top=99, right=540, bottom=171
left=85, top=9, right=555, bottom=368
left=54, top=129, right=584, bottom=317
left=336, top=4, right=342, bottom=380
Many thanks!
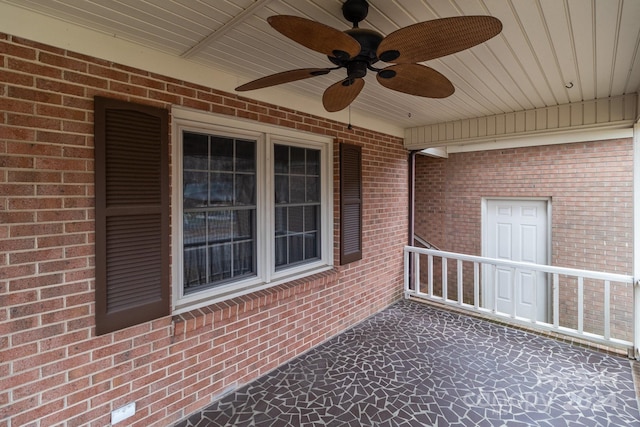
left=13, top=371, right=66, bottom=400
left=8, top=57, right=62, bottom=80
left=9, top=247, right=63, bottom=265
left=37, top=233, right=85, bottom=248
left=8, top=85, right=62, bottom=104
left=8, top=197, right=62, bottom=210
left=40, top=402, right=90, bottom=426
left=36, top=103, right=86, bottom=121
left=0, top=366, right=39, bottom=392
left=36, top=183, right=86, bottom=197
left=8, top=169, right=61, bottom=183
left=35, top=130, right=86, bottom=146
left=41, top=376, right=90, bottom=403
left=36, top=77, right=86, bottom=98
left=0, top=211, right=34, bottom=224
left=11, top=323, right=64, bottom=346
left=0, top=237, right=35, bottom=252
left=36, top=209, right=86, bottom=223
left=130, top=75, right=165, bottom=90
left=0, top=97, right=35, bottom=114
left=10, top=222, right=63, bottom=237
left=6, top=140, right=63, bottom=156
left=38, top=51, right=87, bottom=72
left=0, top=40, right=37, bottom=60
left=11, top=398, right=65, bottom=427
left=0, top=125, right=36, bottom=141
left=41, top=305, right=90, bottom=325
left=9, top=273, right=62, bottom=291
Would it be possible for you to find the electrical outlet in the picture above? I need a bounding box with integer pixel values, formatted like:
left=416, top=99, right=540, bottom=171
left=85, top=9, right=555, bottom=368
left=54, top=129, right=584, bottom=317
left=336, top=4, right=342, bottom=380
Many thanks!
left=111, top=402, right=136, bottom=424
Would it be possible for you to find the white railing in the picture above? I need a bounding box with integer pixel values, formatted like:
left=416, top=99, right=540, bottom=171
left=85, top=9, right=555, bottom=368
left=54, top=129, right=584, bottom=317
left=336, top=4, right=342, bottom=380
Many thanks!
left=404, top=246, right=635, bottom=352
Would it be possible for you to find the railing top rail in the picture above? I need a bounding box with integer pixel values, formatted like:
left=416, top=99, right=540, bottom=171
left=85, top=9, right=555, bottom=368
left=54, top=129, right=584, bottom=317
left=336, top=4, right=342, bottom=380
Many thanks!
left=405, top=246, right=634, bottom=284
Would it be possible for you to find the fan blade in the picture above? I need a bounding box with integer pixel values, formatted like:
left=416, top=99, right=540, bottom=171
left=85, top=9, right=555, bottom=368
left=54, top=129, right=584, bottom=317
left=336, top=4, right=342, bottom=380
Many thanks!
left=376, top=64, right=454, bottom=98
left=235, top=68, right=331, bottom=91
left=322, top=78, right=364, bottom=112
left=268, top=15, right=361, bottom=60
left=377, top=16, right=502, bottom=63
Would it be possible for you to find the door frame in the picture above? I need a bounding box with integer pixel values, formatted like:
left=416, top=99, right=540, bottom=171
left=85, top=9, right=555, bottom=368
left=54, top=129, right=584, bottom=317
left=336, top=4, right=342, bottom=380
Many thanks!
left=481, top=197, right=553, bottom=321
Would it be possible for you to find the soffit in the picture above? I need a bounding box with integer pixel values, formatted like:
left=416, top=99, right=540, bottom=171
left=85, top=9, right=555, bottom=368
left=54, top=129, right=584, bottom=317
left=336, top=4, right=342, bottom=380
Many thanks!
left=1, top=0, right=639, bottom=131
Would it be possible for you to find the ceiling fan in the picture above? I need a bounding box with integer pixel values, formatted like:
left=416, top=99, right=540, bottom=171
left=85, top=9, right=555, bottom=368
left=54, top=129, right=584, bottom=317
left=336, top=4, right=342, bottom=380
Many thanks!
left=235, top=0, right=502, bottom=112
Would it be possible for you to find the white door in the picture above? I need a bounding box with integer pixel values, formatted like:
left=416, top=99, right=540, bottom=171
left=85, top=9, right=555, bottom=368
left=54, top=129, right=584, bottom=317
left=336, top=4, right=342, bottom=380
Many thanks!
left=483, top=199, right=549, bottom=322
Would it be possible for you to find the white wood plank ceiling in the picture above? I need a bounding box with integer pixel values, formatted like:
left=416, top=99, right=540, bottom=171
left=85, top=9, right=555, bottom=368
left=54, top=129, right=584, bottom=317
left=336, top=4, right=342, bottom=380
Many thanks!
left=2, top=0, right=640, bottom=129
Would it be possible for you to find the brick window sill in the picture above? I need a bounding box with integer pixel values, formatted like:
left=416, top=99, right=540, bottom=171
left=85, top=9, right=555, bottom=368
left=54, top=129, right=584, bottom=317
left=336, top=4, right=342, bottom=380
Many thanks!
left=171, top=269, right=339, bottom=336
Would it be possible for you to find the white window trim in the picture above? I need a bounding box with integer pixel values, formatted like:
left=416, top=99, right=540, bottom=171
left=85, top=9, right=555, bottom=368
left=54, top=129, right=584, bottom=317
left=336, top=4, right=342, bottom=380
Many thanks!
left=171, top=106, right=333, bottom=314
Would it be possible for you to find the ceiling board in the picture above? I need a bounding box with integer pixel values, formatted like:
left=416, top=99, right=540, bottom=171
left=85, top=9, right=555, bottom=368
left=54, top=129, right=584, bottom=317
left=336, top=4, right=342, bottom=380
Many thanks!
left=1, top=0, right=638, bottom=129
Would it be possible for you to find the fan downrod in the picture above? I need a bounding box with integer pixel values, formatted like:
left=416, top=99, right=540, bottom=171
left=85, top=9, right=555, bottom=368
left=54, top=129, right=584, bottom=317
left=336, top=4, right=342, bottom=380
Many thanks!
left=342, top=0, right=369, bottom=28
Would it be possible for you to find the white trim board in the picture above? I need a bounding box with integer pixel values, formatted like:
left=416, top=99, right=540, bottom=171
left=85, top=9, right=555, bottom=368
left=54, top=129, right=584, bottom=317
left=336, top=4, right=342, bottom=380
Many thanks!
left=406, top=94, right=638, bottom=151
left=446, top=126, right=633, bottom=154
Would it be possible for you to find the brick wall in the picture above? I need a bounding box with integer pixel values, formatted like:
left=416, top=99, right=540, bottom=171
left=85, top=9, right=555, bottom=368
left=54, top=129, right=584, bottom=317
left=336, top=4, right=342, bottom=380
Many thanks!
left=0, top=34, right=407, bottom=426
left=415, top=140, right=634, bottom=340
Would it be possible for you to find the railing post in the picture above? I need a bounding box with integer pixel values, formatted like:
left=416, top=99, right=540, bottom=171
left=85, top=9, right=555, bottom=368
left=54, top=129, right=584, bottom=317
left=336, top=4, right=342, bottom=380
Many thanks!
left=428, top=255, right=433, bottom=297
left=442, top=257, right=448, bottom=302
left=457, top=259, right=463, bottom=305
left=473, top=262, right=479, bottom=309
left=634, top=121, right=640, bottom=359
left=553, top=274, right=559, bottom=328
left=404, top=248, right=410, bottom=297
left=414, top=249, right=420, bottom=294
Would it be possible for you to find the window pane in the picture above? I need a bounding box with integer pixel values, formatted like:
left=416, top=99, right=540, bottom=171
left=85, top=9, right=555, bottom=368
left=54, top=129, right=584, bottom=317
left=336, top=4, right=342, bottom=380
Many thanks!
left=290, top=147, right=305, bottom=175
left=233, top=210, right=254, bottom=240
left=183, top=171, right=208, bottom=208
left=304, top=206, right=318, bottom=232
left=290, top=176, right=305, bottom=203
left=289, top=206, right=304, bottom=233
left=234, top=241, right=254, bottom=277
left=275, top=175, right=289, bottom=204
left=275, top=236, right=287, bottom=267
left=183, top=133, right=209, bottom=170
left=211, top=137, right=234, bottom=171
left=210, top=172, right=233, bottom=205
left=307, top=150, right=320, bottom=175
left=208, top=211, right=232, bottom=244
left=235, top=174, right=256, bottom=205
left=184, top=213, right=207, bottom=287
left=274, top=145, right=289, bottom=173
left=304, top=232, right=318, bottom=260
left=184, top=246, right=207, bottom=287
left=184, top=213, right=206, bottom=246
left=236, top=140, right=255, bottom=172
left=306, top=176, right=319, bottom=202
left=275, top=207, right=287, bottom=236
left=288, top=235, right=304, bottom=263
left=209, top=244, right=232, bottom=281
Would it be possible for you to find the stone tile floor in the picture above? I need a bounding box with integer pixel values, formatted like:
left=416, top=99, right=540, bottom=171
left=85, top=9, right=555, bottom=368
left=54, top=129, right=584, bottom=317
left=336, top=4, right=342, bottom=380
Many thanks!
left=175, top=299, right=640, bottom=426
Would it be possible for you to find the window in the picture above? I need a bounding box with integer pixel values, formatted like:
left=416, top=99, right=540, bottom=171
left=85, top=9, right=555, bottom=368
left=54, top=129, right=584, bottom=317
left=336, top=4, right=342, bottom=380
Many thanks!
left=274, top=144, right=321, bottom=269
left=182, top=133, right=257, bottom=292
left=172, top=108, right=333, bottom=313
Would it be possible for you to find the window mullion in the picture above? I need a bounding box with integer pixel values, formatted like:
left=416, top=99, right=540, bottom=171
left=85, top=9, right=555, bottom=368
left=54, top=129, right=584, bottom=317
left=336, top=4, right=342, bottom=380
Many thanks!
left=262, top=135, right=273, bottom=284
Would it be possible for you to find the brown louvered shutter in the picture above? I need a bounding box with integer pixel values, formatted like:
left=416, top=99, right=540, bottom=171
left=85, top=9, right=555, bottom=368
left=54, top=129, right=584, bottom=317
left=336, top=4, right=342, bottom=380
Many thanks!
left=340, top=143, right=362, bottom=264
left=94, top=96, right=169, bottom=335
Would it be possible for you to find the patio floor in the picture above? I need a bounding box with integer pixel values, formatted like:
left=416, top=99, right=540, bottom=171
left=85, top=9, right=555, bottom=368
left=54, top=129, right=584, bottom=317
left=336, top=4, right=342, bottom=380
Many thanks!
left=174, top=299, right=640, bottom=426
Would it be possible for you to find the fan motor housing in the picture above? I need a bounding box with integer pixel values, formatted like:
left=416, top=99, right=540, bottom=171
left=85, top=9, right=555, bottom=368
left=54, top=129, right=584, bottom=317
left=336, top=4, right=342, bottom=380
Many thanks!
left=329, top=27, right=383, bottom=70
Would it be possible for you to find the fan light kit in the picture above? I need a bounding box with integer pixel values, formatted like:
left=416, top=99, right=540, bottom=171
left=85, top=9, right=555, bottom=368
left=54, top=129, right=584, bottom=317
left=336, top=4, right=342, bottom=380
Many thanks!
left=236, top=0, right=502, bottom=112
